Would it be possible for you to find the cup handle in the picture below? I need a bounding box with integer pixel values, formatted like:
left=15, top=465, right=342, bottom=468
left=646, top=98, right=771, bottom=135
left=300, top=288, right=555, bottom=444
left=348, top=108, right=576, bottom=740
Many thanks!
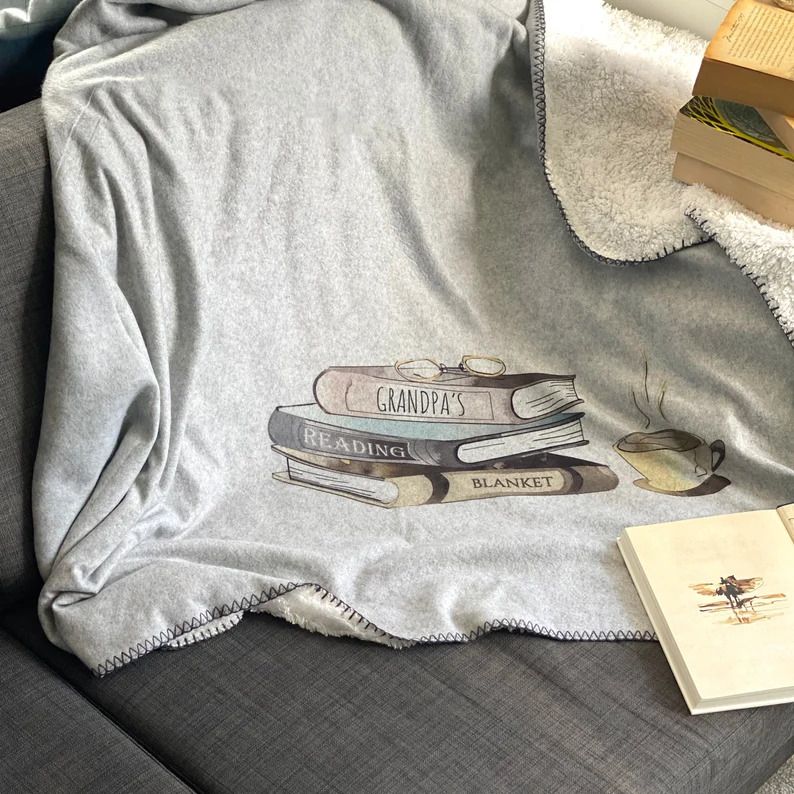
left=710, top=440, right=726, bottom=472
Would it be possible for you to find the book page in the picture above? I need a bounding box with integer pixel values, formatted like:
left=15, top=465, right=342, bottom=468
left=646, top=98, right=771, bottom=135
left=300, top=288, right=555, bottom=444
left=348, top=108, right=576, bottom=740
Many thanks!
left=709, top=0, right=794, bottom=80
left=626, top=509, right=794, bottom=701
left=777, top=503, right=794, bottom=542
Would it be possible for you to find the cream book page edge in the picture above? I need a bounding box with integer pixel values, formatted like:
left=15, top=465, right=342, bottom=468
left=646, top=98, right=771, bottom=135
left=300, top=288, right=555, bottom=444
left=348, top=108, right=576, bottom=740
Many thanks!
left=616, top=535, right=698, bottom=714
left=777, top=503, right=794, bottom=540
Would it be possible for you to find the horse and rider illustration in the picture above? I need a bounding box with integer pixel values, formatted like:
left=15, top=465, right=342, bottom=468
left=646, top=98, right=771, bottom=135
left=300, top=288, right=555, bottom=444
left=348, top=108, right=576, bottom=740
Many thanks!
left=715, top=575, right=750, bottom=610
left=688, top=575, right=786, bottom=626
left=689, top=574, right=788, bottom=625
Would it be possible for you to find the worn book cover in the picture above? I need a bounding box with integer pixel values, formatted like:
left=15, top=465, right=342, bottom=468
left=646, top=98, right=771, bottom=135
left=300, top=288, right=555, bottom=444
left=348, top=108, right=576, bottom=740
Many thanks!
left=313, top=366, right=581, bottom=424
left=272, top=445, right=618, bottom=508
left=757, top=107, right=794, bottom=152
left=268, top=403, right=586, bottom=467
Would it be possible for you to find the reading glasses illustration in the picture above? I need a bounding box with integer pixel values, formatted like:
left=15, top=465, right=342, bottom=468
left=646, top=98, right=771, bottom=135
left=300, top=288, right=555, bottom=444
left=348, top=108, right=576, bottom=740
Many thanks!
left=394, top=355, right=507, bottom=381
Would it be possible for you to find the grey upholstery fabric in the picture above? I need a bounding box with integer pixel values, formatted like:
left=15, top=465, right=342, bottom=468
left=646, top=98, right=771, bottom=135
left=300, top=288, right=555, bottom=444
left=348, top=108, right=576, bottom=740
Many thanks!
left=0, top=99, right=51, bottom=606
left=0, top=626, right=190, bottom=793
left=3, top=604, right=792, bottom=794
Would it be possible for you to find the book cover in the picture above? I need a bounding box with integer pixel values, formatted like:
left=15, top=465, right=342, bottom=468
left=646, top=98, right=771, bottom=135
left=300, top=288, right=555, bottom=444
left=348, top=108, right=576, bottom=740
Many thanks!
left=693, top=0, right=794, bottom=117
left=272, top=445, right=618, bottom=508
left=267, top=403, right=586, bottom=467
left=313, top=366, right=581, bottom=424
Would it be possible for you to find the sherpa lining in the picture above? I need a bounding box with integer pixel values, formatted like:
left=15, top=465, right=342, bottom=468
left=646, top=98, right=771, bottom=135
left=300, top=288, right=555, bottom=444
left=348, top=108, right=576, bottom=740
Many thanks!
left=530, top=0, right=708, bottom=264
left=683, top=188, right=794, bottom=347
left=532, top=0, right=794, bottom=349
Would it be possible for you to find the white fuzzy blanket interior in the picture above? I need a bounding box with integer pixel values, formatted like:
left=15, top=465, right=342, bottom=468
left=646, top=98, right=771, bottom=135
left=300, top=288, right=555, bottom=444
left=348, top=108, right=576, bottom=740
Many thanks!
left=537, top=0, right=794, bottom=337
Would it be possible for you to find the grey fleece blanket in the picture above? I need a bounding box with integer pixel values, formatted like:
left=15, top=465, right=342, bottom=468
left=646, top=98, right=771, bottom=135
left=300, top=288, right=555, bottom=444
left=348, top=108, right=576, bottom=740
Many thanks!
left=36, top=0, right=794, bottom=674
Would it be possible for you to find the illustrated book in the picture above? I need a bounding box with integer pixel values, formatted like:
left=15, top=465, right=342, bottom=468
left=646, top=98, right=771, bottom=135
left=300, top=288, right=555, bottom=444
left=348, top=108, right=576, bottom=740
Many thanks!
left=670, top=96, right=794, bottom=202
left=313, top=366, right=581, bottom=424
left=618, top=504, right=794, bottom=714
left=271, top=446, right=618, bottom=507
left=268, top=403, right=586, bottom=467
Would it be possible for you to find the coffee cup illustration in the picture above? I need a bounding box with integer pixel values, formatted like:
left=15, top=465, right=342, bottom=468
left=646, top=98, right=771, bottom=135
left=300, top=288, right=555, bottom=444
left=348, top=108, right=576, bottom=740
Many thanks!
left=613, top=429, right=730, bottom=496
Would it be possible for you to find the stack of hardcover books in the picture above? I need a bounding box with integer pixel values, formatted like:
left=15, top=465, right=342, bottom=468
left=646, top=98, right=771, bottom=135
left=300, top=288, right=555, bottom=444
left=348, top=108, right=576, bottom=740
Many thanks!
left=671, top=0, right=794, bottom=227
left=268, top=360, right=617, bottom=508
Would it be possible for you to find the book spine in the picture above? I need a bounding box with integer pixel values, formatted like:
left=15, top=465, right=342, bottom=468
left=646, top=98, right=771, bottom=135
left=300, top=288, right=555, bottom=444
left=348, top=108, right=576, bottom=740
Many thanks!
left=439, top=464, right=618, bottom=503
left=274, top=463, right=617, bottom=508
left=268, top=407, right=451, bottom=466
left=313, top=368, right=517, bottom=424
left=672, top=154, right=794, bottom=227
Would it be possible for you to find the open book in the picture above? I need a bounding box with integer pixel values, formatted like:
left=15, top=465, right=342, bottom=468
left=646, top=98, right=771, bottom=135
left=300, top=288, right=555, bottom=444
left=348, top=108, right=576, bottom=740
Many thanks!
left=618, top=504, right=794, bottom=714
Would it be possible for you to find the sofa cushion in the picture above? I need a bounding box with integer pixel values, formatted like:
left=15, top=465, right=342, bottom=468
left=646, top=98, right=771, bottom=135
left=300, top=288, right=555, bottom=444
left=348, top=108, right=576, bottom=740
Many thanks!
left=3, top=603, right=792, bottom=794
left=0, top=625, right=190, bottom=793
left=0, top=99, right=52, bottom=606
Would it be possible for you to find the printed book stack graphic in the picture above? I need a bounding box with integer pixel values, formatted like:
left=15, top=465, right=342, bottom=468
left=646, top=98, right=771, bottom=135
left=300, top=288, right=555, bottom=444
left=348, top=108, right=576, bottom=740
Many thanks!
left=268, top=361, right=618, bottom=508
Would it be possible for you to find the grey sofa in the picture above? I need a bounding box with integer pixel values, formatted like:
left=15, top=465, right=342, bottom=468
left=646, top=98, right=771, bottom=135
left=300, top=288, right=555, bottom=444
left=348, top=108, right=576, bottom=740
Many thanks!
left=1, top=97, right=793, bottom=794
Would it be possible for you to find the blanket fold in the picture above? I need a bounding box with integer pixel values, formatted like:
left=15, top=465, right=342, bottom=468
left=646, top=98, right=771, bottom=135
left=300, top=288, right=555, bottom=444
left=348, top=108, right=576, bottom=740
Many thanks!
left=35, top=0, right=794, bottom=674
